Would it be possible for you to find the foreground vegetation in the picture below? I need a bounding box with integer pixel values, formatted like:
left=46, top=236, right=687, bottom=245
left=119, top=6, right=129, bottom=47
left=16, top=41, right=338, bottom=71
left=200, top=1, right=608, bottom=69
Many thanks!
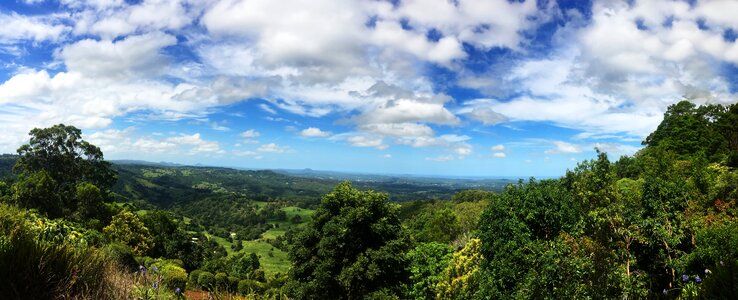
left=2, top=100, right=738, bottom=299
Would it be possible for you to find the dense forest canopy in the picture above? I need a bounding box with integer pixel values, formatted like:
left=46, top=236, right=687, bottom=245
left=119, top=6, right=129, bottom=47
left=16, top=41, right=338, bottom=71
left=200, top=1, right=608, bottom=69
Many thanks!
left=3, top=100, right=738, bottom=299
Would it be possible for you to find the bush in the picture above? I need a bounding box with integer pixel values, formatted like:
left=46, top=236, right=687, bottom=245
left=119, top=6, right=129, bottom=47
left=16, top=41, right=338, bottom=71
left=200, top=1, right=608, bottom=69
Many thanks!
left=188, top=269, right=203, bottom=287
left=160, top=264, right=188, bottom=291
left=215, top=272, right=228, bottom=290
left=101, top=242, right=138, bottom=271
left=228, top=276, right=240, bottom=291
left=0, top=203, right=119, bottom=298
left=198, top=271, right=215, bottom=291
left=238, top=279, right=264, bottom=295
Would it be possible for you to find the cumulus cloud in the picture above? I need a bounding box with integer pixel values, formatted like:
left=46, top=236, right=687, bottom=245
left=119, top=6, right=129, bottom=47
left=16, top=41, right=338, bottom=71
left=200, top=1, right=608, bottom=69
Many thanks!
left=300, top=127, right=331, bottom=138
left=56, top=32, right=177, bottom=78
left=545, top=141, right=583, bottom=154
left=0, top=11, right=68, bottom=43
left=344, top=135, right=389, bottom=150
left=84, top=129, right=224, bottom=156
left=358, top=123, right=434, bottom=138
left=167, top=133, right=224, bottom=154
left=257, top=143, right=290, bottom=153
left=240, top=129, right=260, bottom=138
left=3, top=0, right=738, bottom=162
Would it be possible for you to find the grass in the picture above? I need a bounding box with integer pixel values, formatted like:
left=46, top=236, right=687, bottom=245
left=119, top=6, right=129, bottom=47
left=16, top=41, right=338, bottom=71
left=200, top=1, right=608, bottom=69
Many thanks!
left=205, top=233, right=236, bottom=256
left=202, top=205, right=314, bottom=276
left=282, top=206, right=313, bottom=219
left=240, top=240, right=289, bottom=275
left=260, top=228, right=286, bottom=240
left=205, top=232, right=289, bottom=276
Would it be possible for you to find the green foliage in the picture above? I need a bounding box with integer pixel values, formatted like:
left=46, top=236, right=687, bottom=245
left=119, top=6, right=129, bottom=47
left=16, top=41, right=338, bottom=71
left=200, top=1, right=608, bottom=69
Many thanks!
left=160, top=263, right=188, bottom=291
left=477, top=178, right=586, bottom=297
left=436, top=238, right=483, bottom=300
left=188, top=269, right=203, bottom=287
left=406, top=242, right=452, bottom=300
left=287, top=181, right=412, bottom=299
left=12, top=124, right=116, bottom=218
left=231, top=252, right=261, bottom=279
left=419, top=208, right=462, bottom=244
left=138, top=209, right=206, bottom=270
left=197, top=271, right=215, bottom=291
left=451, top=189, right=494, bottom=203
left=101, top=242, right=138, bottom=271
left=215, top=272, right=229, bottom=290
left=643, top=101, right=727, bottom=160
left=11, top=170, right=62, bottom=216
left=103, top=210, right=153, bottom=255
left=452, top=201, right=488, bottom=237
left=0, top=203, right=116, bottom=298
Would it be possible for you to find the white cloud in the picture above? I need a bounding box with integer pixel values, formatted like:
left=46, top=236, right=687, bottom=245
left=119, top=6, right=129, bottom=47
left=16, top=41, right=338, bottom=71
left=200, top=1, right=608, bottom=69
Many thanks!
left=593, top=142, right=641, bottom=157
left=259, top=103, right=277, bottom=114
left=0, top=11, right=68, bottom=43
left=454, top=144, right=472, bottom=158
left=210, top=122, right=230, bottom=131
left=425, top=155, right=453, bottom=162
left=344, top=135, right=388, bottom=150
left=166, top=133, right=224, bottom=154
left=493, top=152, right=506, bottom=158
left=257, top=143, right=289, bottom=153
left=383, top=154, right=392, bottom=159
left=240, top=129, right=260, bottom=138
left=492, top=144, right=505, bottom=151
left=545, top=141, right=583, bottom=154
left=71, top=0, right=198, bottom=38
left=358, top=123, right=434, bottom=138
left=56, top=32, right=177, bottom=78
left=462, top=106, right=508, bottom=125
left=300, top=127, right=331, bottom=137
left=233, top=150, right=262, bottom=159
left=84, top=128, right=226, bottom=156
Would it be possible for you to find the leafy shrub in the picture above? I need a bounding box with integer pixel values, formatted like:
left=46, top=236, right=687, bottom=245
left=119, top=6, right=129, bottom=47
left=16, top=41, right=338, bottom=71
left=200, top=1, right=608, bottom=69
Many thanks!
left=215, top=272, right=228, bottom=290
left=188, top=269, right=203, bottom=287
left=238, top=279, right=264, bottom=295
left=160, top=263, right=188, bottom=291
left=101, top=242, right=138, bottom=271
left=198, top=271, right=215, bottom=291
left=0, top=203, right=119, bottom=298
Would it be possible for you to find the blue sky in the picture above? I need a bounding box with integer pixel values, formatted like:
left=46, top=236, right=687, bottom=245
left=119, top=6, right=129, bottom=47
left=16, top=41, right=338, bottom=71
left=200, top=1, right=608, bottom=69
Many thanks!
left=1, top=0, right=737, bottom=177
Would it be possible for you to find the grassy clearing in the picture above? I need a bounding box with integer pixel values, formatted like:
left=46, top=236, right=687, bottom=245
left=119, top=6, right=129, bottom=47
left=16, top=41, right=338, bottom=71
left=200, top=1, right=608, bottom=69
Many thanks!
left=202, top=205, right=314, bottom=276
left=205, top=233, right=235, bottom=256
left=282, top=206, right=313, bottom=219
left=240, top=240, right=289, bottom=275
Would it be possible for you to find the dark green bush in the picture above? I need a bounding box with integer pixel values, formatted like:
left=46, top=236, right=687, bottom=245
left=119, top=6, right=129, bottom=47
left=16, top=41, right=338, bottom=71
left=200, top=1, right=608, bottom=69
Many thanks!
left=101, top=242, right=137, bottom=272
left=215, top=272, right=228, bottom=290
left=160, top=263, right=188, bottom=291
left=188, top=269, right=203, bottom=287
left=197, top=271, right=215, bottom=291
left=0, top=204, right=113, bottom=298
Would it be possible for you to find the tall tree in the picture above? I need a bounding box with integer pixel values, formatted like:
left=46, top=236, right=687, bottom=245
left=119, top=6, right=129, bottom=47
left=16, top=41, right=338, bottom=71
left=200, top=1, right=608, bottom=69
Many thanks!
left=287, top=181, right=412, bottom=299
left=12, top=124, right=116, bottom=217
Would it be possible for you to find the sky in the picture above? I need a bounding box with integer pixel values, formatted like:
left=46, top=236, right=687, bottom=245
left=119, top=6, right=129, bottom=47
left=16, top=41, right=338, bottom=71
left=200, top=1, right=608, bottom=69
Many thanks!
left=0, top=0, right=737, bottom=177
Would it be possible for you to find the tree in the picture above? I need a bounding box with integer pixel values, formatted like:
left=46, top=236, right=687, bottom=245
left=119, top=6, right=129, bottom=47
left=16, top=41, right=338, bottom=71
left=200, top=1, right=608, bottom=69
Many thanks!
left=406, top=242, right=453, bottom=300
left=642, top=100, right=727, bottom=161
left=12, top=124, right=116, bottom=217
left=436, top=239, right=483, bottom=300
left=451, top=190, right=494, bottom=203
left=103, top=210, right=153, bottom=255
left=231, top=252, right=260, bottom=279
left=287, top=181, right=412, bottom=299
left=11, top=171, right=61, bottom=216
